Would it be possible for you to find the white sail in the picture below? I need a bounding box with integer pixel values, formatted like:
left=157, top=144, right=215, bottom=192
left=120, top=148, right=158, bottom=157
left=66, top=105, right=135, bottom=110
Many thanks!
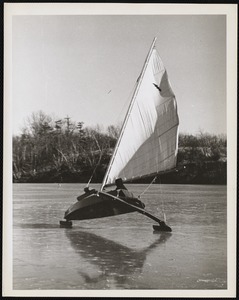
left=102, top=39, right=179, bottom=187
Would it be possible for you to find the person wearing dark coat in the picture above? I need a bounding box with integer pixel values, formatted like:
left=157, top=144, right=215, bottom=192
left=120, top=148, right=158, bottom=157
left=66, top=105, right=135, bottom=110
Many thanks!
left=114, top=178, right=145, bottom=209
left=115, top=178, right=127, bottom=190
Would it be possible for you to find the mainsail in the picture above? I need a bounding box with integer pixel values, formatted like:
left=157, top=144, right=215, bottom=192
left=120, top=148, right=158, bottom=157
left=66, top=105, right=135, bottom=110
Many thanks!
left=102, top=38, right=179, bottom=188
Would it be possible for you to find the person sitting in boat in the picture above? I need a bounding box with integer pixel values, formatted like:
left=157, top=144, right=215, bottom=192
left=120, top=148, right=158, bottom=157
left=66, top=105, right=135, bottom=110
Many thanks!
left=115, top=178, right=127, bottom=191
left=113, top=178, right=145, bottom=209
left=115, top=178, right=131, bottom=198
left=77, top=186, right=97, bottom=201
left=84, top=186, right=97, bottom=194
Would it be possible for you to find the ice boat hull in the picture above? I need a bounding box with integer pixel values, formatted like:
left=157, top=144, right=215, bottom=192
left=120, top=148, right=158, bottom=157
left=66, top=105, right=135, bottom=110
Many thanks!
left=64, top=191, right=145, bottom=221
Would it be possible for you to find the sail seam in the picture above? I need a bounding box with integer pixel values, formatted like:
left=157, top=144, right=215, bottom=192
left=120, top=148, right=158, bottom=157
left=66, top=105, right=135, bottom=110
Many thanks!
left=156, top=97, right=175, bottom=109
left=137, top=103, right=147, bottom=132
left=158, top=152, right=176, bottom=165
left=158, top=123, right=179, bottom=139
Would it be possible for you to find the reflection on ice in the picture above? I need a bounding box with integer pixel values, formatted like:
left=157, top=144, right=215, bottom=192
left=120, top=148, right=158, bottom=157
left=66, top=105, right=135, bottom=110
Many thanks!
left=16, top=223, right=61, bottom=229
left=65, top=229, right=171, bottom=287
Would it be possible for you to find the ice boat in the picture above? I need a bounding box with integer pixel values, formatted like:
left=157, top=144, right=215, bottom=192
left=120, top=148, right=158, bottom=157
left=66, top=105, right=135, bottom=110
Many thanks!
left=60, top=37, right=179, bottom=232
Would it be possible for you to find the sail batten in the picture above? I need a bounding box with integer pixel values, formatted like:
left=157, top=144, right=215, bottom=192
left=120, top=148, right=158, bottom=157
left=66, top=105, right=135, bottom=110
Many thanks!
left=102, top=38, right=179, bottom=188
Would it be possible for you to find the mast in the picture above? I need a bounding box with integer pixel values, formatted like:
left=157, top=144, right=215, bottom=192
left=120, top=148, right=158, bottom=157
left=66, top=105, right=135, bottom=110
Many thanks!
left=101, top=37, right=157, bottom=190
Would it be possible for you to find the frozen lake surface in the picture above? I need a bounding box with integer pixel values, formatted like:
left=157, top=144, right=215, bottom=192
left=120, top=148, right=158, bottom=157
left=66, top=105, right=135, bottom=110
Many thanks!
left=13, top=183, right=227, bottom=290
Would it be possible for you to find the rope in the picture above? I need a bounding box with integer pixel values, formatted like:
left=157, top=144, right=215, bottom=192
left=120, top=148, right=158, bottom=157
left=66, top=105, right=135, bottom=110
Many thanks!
left=86, top=150, right=103, bottom=187
left=138, top=175, right=167, bottom=222
left=157, top=175, right=166, bottom=222
left=138, top=176, right=157, bottom=198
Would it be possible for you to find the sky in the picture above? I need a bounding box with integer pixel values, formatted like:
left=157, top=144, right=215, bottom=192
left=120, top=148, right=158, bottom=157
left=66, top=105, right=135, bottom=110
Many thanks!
left=11, top=11, right=227, bottom=136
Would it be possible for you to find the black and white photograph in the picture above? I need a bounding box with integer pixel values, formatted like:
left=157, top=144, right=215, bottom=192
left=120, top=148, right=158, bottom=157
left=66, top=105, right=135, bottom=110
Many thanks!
left=3, top=3, right=237, bottom=297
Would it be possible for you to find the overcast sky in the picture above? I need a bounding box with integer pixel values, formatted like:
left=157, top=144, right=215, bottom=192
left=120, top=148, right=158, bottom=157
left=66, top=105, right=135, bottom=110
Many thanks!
left=12, top=13, right=227, bottom=135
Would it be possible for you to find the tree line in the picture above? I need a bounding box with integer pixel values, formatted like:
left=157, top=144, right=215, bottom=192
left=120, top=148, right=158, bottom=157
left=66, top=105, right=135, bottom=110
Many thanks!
left=13, top=111, right=227, bottom=184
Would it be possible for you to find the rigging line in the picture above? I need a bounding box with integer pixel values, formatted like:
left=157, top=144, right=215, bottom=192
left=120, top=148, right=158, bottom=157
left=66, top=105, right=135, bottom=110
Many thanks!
left=138, top=175, right=157, bottom=199
left=157, top=175, right=166, bottom=222
left=86, top=148, right=104, bottom=187
left=100, top=82, right=137, bottom=187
